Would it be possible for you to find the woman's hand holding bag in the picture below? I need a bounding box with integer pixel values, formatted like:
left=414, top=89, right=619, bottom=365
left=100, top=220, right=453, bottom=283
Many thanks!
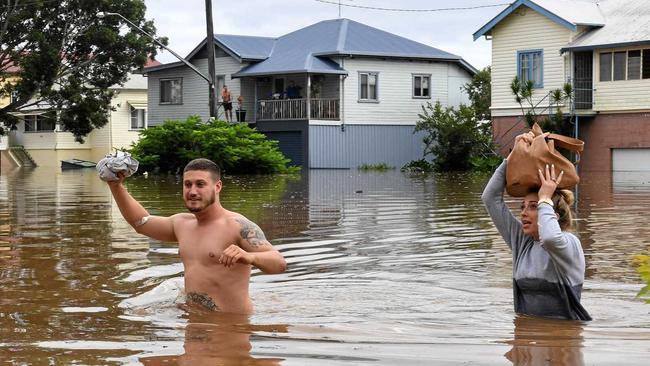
left=506, top=123, right=584, bottom=197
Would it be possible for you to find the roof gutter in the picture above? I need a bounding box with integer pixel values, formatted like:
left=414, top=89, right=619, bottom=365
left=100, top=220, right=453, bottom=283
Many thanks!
left=561, top=39, right=650, bottom=53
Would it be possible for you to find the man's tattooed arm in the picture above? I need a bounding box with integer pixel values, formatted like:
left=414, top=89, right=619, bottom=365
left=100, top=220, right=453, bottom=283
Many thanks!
left=231, top=216, right=286, bottom=273
left=235, top=216, right=271, bottom=248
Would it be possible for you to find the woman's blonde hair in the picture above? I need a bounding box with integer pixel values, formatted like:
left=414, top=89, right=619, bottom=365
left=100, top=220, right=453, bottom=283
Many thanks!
left=551, top=189, right=575, bottom=231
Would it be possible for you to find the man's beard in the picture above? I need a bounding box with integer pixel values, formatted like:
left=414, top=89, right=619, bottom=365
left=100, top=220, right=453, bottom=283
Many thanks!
left=186, top=192, right=216, bottom=213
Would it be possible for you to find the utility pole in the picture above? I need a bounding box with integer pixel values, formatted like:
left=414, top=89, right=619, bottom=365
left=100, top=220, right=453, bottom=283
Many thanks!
left=205, top=0, right=217, bottom=119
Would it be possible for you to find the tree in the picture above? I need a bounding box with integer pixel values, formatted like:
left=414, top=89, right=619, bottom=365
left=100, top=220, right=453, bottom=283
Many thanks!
left=414, top=101, right=497, bottom=172
left=0, top=0, right=163, bottom=142
left=462, top=66, right=491, bottom=122
left=510, top=76, right=574, bottom=136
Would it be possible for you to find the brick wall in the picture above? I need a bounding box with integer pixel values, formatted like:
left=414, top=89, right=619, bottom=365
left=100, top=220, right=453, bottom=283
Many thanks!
left=578, top=112, right=650, bottom=172
left=492, top=112, right=650, bottom=172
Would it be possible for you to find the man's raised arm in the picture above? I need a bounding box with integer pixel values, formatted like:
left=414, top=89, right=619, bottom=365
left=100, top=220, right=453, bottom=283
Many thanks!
left=107, top=177, right=177, bottom=242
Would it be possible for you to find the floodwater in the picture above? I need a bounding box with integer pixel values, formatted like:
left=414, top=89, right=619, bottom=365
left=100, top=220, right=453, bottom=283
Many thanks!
left=0, top=166, right=648, bottom=365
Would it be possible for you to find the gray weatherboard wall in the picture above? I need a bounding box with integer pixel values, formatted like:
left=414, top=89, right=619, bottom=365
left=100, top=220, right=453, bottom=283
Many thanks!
left=309, top=125, right=427, bottom=169
left=147, top=59, right=211, bottom=125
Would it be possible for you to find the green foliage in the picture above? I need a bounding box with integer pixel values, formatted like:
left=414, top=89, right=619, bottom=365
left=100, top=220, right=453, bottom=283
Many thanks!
left=462, top=66, right=491, bottom=121
left=0, top=0, right=163, bottom=142
left=129, top=116, right=300, bottom=175
left=358, top=163, right=394, bottom=171
left=469, top=154, right=503, bottom=172
left=510, top=76, right=574, bottom=135
left=401, top=159, right=435, bottom=173
left=414, top=101, right=498, bottom=172
left=633, top=255, right=650, bottom=304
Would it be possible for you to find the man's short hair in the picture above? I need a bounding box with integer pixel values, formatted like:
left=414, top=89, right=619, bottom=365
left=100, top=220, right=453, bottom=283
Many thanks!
left=183, top=158, right=221, bottom=181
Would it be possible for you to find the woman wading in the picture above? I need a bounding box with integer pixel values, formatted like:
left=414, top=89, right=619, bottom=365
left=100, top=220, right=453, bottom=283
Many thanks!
left=482, top=131, right=591, bottom=321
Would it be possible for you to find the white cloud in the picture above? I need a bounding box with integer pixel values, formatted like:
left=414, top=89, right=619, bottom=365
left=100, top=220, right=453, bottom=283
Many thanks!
left=145, top=0, right=504, bottom=69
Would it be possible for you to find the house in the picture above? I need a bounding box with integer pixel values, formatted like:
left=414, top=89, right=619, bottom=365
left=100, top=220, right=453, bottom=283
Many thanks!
left=143, top=18, right=476, bottom=169
left=474, top=0, right=650, bottom=172
left=0, top=60, right=160, bottom=168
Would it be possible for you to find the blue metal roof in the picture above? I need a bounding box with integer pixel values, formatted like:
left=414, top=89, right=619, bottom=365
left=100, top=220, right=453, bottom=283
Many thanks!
left=216, top=34, right=276, bottom=61
left=146, top=19, right=476, bottom=76
left=233, top=19, right=475, bottom=77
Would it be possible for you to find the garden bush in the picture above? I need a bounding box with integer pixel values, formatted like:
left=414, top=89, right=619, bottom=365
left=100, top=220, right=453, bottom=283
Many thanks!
left=129, top=116, right=298, bottom=175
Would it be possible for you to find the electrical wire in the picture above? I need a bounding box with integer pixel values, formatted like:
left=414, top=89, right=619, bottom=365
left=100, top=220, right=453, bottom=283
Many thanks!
left=314, top=0, right=510, bottom=12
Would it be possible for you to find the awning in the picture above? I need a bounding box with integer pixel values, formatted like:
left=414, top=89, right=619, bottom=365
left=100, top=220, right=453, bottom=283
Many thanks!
left=127, top=101, right=147, bottom=110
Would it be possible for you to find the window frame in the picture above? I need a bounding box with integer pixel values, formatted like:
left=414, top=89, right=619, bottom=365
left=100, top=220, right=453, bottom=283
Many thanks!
left=600, top=48, right=650, bottom=82
left=23, top=114, right=55, bottom=133
left=412, top=74, right=432, bottom=99
left=358, top=71, right=379, bottom=103
left=159, top=77, right=183, bottom=105
left=517, top=49, right=544, bottom=88
left=129, top=106, right=147, bottom=130
left=627, top=50, right=641, bottom=80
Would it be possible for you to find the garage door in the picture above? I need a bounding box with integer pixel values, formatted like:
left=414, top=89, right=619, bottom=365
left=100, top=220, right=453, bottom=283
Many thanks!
left=612, top=149, right=650, bottom=171
left=264, top=131, right=304, bottom=167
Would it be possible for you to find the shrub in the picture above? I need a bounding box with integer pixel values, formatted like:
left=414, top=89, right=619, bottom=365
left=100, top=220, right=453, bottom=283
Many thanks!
left=358, top=163, right=394, bottom=171
left=129, top=116, right=299, bottom=174
left=413, top=101, right=498, bottom=172
left=401, top=159, right=434, bottom=173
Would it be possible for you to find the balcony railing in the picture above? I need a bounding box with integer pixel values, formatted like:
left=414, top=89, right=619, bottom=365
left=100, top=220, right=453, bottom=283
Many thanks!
left=257, top=98, right=339, bottom=121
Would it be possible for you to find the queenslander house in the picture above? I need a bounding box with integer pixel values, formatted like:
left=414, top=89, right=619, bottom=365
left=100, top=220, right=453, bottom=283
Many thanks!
left=143, top=18, right=476, bottom=169
left=474, top=0, right=650, bottom=173
left=0, top=60, right=160, bottom=168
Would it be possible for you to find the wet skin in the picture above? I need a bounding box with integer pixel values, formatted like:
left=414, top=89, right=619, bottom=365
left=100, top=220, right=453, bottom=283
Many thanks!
left=107, top=169, right=287, bottom=314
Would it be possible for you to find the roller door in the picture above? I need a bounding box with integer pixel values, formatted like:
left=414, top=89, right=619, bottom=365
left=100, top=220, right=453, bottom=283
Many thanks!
left=612, top=149, right=650, bottom=171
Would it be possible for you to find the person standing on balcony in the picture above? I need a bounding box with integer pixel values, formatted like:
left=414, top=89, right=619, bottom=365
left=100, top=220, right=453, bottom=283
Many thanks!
left=221, top=85, right=233, bottom=123
left=286, top=80, right=301, bottom=99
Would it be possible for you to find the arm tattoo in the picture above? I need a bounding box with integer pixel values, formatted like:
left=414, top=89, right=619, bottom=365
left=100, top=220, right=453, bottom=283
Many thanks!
left=236, top=217, right=269, bottom=248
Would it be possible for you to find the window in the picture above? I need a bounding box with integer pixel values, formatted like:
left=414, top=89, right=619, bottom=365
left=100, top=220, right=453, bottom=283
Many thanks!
left=359, top=72, right=378, bottom=101
left=600, top=50, right=650, bottom=81
left=274, top=78, right=285, bottom=95
left=160, top=78, right=182, bottom=104
left=600, top=52, right=612, bottom=82
left=216, top=75, right=225, bottom=101
left=413, top=74, right=431, bottom=98
left=613, top=51, right=626, bottom=81
left=627, top=50, right=641, bottom=80
left=130, top=107, right=146, bottom=130
left=23, top=114, right=55, bottom=132
left=10, top=90, right=19, bottom=104
left=518, top=50, right=543, bottom=88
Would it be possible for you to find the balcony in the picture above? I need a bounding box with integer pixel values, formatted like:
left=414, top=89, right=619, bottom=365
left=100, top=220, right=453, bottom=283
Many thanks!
left=256, top=98, right=340, bottom=121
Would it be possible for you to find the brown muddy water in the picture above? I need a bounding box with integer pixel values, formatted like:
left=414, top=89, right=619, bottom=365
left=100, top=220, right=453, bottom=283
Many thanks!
left=0, top=166, right=648, bottom=365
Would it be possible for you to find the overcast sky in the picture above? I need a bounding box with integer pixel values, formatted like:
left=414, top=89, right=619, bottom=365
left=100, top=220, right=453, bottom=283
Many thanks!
left=144, top=0, right=510, bottom=70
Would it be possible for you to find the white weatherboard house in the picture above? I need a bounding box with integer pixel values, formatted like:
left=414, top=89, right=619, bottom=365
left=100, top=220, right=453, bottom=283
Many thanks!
left=144, top=18, right=476, bottom=169
left=0, top=71, right=153, bottom=169
left=474, top=0, right=650, bottom=173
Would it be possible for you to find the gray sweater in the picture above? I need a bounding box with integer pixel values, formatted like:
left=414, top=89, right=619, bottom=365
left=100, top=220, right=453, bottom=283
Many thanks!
left=482, top=161, right=591, bottom=320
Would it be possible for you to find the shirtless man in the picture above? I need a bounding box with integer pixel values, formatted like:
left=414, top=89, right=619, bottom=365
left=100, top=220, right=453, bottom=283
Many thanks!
left=107, top=158, right=286, bottom=314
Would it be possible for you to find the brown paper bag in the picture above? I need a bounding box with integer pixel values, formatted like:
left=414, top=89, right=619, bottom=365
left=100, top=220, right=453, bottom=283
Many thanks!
left=506, top=123, right=584, bottom=197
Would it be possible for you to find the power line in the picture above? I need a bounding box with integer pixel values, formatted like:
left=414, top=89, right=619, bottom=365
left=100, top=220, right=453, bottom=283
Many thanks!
left=314, top=0, right=510, bottom=12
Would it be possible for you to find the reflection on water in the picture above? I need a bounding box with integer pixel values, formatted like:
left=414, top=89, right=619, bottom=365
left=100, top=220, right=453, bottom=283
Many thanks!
left=139, top=309, right=287, bottom=366
left=0, top=167, right=649, bottom=365
left=505, top=316, right=584, bottom=366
